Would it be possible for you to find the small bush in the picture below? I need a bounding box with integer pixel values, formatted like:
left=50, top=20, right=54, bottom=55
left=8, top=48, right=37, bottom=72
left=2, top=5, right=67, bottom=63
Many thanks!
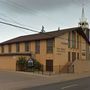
left=16, top=57, right=27, bottom=71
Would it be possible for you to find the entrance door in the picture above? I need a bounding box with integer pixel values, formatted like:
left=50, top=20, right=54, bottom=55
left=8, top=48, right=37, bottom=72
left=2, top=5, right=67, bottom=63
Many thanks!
left=72, top=52, right=76, bottom=62
left=46, top=60, right=53, bottom=72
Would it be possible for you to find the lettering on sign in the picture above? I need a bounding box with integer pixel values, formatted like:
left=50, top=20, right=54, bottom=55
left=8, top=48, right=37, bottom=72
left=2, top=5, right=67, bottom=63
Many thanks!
left=56, top=53, right=61, bottom=55
left=57, top=48, right=65, bottom=55
left=61, top=42, right=68, bottom=45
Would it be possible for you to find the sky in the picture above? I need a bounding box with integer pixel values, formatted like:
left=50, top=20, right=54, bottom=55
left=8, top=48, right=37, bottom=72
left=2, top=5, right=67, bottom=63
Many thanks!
left=0, top=0, right=90, bottom=42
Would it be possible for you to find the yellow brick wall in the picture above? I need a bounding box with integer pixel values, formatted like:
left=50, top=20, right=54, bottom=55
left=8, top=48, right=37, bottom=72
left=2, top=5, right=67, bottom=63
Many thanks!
left=0, top=56, right=17, bottom=71
left=0, top=31, right=88, bottom=73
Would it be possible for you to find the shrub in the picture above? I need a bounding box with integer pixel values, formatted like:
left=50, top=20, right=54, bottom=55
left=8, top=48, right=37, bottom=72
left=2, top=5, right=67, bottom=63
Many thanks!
left=16, top=57, right=27, bottom=71
left=33, top=59, right=41, bottom=70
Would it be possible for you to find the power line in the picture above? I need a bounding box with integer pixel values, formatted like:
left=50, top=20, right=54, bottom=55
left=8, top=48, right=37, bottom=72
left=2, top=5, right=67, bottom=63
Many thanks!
left=0, top=0, right=59, bottom=27
left=0, top=16, right=34, bottom=34
left=0, top=21, right=39, bottom=33
left=0, top=20, right=88, bottom=44
left=0, top=1, right=89, bottom=44
left=0, top=0, right=40, bottom=30
left=0, top=0, right=41, bottom=30
left=0, top=12, right=41, bottom=32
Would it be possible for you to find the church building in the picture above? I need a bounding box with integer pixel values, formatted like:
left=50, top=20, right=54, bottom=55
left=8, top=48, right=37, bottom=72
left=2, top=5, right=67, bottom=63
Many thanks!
left=0, top=7, right=89, bottom=73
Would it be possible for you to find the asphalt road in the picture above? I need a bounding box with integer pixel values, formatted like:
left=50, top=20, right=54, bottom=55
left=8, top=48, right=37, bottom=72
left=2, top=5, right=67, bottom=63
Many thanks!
left=0, top=71, right=48, bottom=90
left=21, top=77, right=90, bottom=90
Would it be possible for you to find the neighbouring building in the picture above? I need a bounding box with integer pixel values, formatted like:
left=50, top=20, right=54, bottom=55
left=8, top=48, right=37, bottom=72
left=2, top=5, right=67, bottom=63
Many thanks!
left=0, top=7, right=89, bottom=73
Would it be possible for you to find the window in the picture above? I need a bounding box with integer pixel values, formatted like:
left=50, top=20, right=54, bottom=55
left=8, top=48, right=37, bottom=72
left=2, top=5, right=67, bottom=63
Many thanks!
left=77, top=53, right=79, bottom=60
left=46, top=39, right=54, bottom=53
left=68, top=52, right=71, bottom=62
left=1, top=45, right=4, bottom=53
left=46, top=60, right=53, bottom=72
left=72, top=31, right=76, bottom=48
left=16, top=43, right=20, bottom=52
left=25, top=42, right=29, bottom=52
left=68, top=32, right=71, bottom=48
left=8, top=44, right=12, bottom=53
left=86, top=29, right=89, bottom=39
left=77, top=34, right=79, bottom=49
left=72, top=52, right=76, bottom=62
left=35, top=40, right=40, bottom=54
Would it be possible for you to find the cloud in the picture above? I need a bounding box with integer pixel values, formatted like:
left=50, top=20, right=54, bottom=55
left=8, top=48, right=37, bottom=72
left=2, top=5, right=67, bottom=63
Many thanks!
left=1, top=0, right=90, bottom=13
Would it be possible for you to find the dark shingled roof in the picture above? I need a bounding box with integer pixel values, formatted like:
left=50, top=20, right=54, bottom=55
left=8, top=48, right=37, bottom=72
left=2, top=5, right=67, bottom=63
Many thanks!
left=0, top=27, right=90, bottom=45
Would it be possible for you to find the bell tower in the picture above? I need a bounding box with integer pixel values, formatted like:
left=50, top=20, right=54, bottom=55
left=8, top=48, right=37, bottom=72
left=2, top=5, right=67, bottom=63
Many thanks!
left=78, top=2, right=90, bottom=60
left=78, top=5, right=89, bottom=29
left=78, top=3, right=89, bottom=39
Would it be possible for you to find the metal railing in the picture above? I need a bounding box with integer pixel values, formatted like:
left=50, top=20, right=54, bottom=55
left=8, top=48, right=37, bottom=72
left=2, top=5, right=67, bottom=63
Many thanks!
left=16, top=64, right=74, bottom=75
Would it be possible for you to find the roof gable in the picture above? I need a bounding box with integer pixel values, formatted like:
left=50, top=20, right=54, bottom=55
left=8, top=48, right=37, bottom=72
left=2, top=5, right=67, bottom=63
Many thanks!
left=0, top=27, right=89, bottom=45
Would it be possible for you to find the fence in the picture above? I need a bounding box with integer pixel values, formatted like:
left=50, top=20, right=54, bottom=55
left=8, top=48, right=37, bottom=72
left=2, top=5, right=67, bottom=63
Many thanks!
left=16, top=64, right=74, bottom=75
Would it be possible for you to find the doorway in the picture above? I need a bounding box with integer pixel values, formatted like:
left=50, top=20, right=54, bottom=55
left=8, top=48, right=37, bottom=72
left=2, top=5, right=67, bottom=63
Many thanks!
left=46, top=60, right=53, bottom=72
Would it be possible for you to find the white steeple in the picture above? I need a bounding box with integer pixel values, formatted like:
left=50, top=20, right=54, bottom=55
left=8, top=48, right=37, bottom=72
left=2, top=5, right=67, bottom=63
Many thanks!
left=78, top=4, right=89, bottom=29
left=81, top=6, right=86, bottom=22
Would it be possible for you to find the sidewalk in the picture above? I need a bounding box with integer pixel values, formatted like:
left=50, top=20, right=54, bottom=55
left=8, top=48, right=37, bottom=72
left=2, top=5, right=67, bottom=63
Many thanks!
left=15, top=71, right=90, bottom=88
